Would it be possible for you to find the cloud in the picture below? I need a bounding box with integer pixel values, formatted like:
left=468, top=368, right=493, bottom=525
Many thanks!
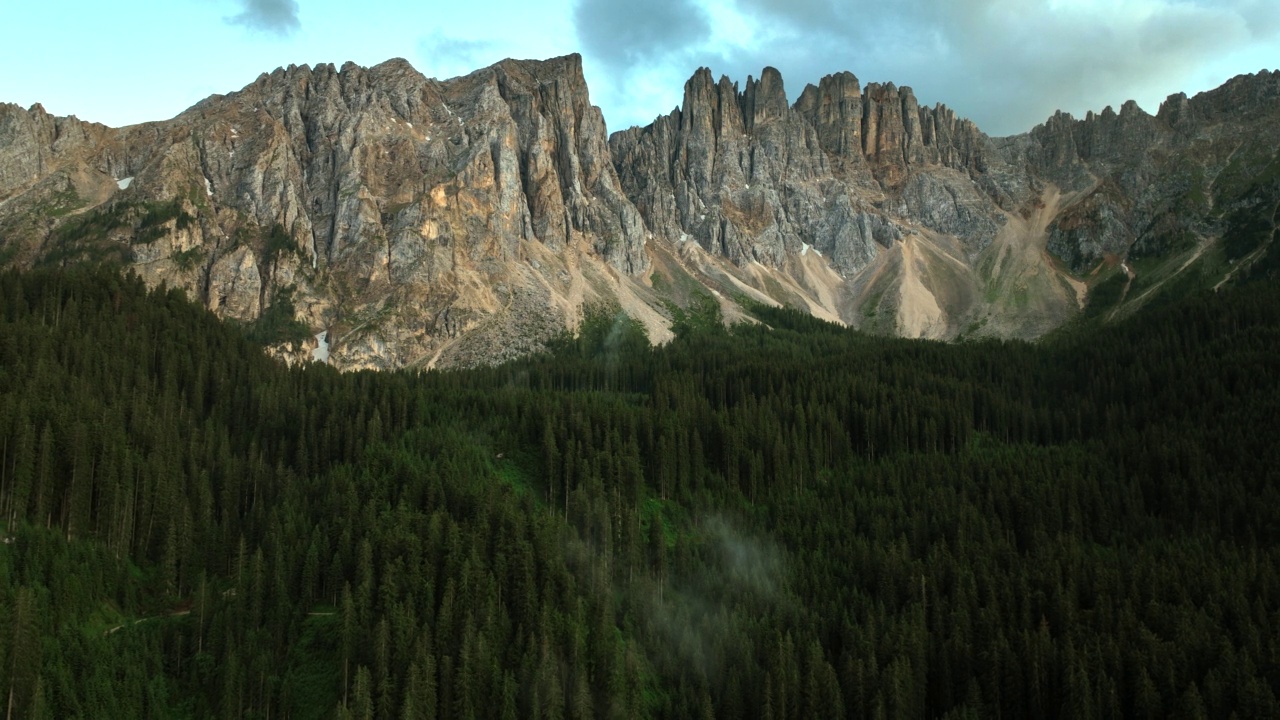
left=580, top=0, right=1280, bottom=135
left=574, top=0, right=713, bottom=69
left=228, top=0, right=300, bottom=37
left=637, top=516, right=788, bottom=680
left=705, top=515, right=783, bottom=597
left=714, top=0, right=1280, bottom=134
left=574, top=0, right=746, bottom=133
left=417, top=31, right=502, bottom=79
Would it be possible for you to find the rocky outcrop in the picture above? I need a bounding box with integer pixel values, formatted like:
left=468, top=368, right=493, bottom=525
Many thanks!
left=1016, top=69, right=1280, bottom=271
left=607, top=65, right=1050, bottom=340
left=610, top=66, right=1034, bottom=278
left=0, top=54, right=654, bottom=369
left=3, top=59, right=1279, bottom=365
left=0, top=103, right=109, bottom=199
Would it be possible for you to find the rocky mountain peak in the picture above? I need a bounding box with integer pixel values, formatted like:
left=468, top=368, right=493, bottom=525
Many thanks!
left=0, top=54, right=656, bottom=369
left=611, top=64, right=1012, bottom=272
left=3, top=58, right=1278, bottom=369
left=368, top=56, right=423, bottom=78
left=794, top=71, right=869, bottom=183
left=1156, top=92, right=1191, bottom=126
left=1185, top=69, right=1280, bottom=123
left=742, top=67, right=788, bottom=130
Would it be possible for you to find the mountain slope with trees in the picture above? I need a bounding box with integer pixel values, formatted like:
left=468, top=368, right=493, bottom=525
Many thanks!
left=1, top=265, right=1278, bottom=718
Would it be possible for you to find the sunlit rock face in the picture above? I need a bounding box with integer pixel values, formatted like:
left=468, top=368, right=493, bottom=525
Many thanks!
left=3, top=56, right=1279, bottom=365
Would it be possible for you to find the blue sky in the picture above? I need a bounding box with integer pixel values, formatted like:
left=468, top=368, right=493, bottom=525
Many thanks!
left=3, top=0, right=1277, bottom=136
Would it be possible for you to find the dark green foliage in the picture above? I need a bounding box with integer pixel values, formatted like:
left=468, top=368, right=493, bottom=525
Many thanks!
left=1244, top=235, right=1280, bottom=281
left=38, top=199, right=196, bottom=267
left=134, top=199, right=195, bottom=245
left=35, top=188, right=85, bottom=218
left=1129, top=224, right=1197, bottom=260
left=263, top=224, right=295, bottom=264
left=1212, top=147, right=1280, bottom=205
left=1223, top=200, right=1274, bottom=261
left=1221, top=172, right=1280, bottom=283
left=668, top=289, right=724, bottom=338
left=1082, top=270, right=1127, bottom=317
left=37, top=236, right=133, bottom=269
left=551, top=306, right=653, bottom=362
left=39, top=203, right=135, bottom=268
left=241, top=285, right=310, bottom=346
left=172, top=247, right=205, bottom=273
left=53, top=202, right=134, bottom=244
left=1, top=265, right=1278, bottom=718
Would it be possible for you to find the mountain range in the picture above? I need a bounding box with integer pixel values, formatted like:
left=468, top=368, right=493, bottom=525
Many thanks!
left=1, top=54, right=1278, bottom=369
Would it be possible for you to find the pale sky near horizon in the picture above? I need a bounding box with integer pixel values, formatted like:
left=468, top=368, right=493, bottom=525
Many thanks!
left=2, top=0, right=1277, bottom=137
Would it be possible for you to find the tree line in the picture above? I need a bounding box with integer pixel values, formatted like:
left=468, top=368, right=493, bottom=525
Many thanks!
left=0, top=266, right=1277, bottom=718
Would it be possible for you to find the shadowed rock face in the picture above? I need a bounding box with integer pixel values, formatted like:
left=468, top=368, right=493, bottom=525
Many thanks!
left=609, top=66, right=1027, bottom=279
left=612, top=65, right=1280, bottom=336
left=3, top=57, right=1279, bottom=367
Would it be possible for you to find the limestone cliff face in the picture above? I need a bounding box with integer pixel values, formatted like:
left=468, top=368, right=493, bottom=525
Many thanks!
left=609, top=66, right=1039, bottom=337
left=609, top=67, right=1018, bottom=284
left=0, top=103, right=109, bottom=196
left=0, top=54, right=653, bottom=369
left=1015, top=70, right=1280, bottom=272
left=611, top=65, right=1280, bottom=338
left=3, top=59, right=1279, bottom=365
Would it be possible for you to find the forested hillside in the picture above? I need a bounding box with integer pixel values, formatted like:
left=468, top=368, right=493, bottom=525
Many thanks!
left=1, top=267, right=1278, bottom=718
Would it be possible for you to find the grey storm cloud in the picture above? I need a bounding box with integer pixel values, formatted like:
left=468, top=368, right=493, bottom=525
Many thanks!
left=717, top=0, right=1280, bottom=135
left=579, top=0, right=1279, bottom=135
left=228, top=0, right=301, bottom=37
left=575, top=0, right=713, bottom=68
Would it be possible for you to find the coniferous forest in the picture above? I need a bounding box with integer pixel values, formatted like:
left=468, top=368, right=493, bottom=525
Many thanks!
left=1, top=266, right=1278, bottom=719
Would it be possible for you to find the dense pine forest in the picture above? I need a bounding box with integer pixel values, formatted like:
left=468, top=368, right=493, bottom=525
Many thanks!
left=1, top=266, right=1278, bottom=719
